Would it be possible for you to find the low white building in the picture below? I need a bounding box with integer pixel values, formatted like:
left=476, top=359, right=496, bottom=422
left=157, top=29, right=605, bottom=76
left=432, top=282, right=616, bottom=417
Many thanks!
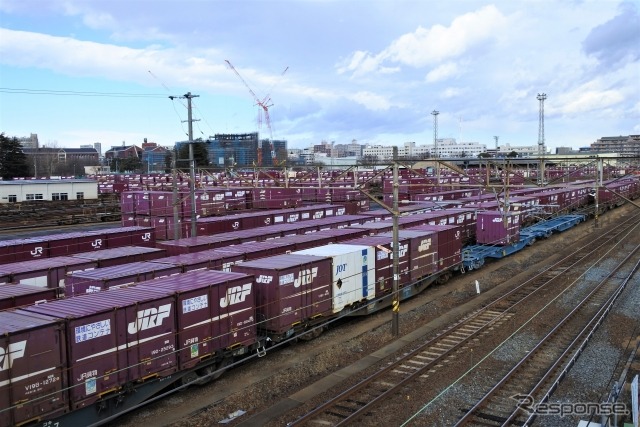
left=362, top=142, right=430, bottom=161
left=496, top=143, right=544, bottom=157
left=432, top=139, right=486, bottom=158
left=0, top=179, right=98, bottom=203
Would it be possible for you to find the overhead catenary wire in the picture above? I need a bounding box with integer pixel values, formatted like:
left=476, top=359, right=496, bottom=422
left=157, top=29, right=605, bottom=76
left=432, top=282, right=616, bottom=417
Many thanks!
left=0, top=87, right=167, bottom=98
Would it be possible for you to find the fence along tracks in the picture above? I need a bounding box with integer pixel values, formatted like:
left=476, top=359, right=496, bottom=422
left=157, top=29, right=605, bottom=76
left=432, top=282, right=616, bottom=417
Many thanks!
left=454, top=243, right=640, bottom=426
left=288, top=211, right=640, bottom=427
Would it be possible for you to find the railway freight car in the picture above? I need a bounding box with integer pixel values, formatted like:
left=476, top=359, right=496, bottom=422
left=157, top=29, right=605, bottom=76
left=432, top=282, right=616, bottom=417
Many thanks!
left=1, top=270, right=261, bottom=427
left=0, top=209, right=595, bottom=427
left=0, top=226, right=156, bottom=266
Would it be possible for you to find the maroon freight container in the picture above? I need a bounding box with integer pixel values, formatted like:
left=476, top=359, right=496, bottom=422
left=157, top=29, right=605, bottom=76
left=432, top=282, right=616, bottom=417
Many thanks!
left=71, top=246, right=167, bottom=268
left=475, top=211, right=521, bottom=245
left=155, top=234, right=241, bottom=256
left=231, top=228, right=281, bottom=243
left=0, top=256, right=97, bottom=290
left=121, top=191, right=136, bottom=213
left=135, top=216, right=181, bottom=241
left=346, top=222, right=394, bottom=234
left=150, top=249, right=242, bottom=272
left=104, top=226, right=155, bottom=248
left=0, top=283, right=59, bottom=309
left=440, top=208, right=478, bottom=243
left=277, top=233, right=336, bottom=251
left=23, top=287, right=177, bottom=410
left=195, top=216, right=244, bottom=235
left=133, top=270, right=257, bottom=370
left=0, top=240, right=14, bottom=264
left=401, top=224, right=463, bottom=272
left=46, top=231, right=104, bottom=257
left=0, top=310, right=67, bottom=426
left=149, top=253, right=215, bottom=273
left=379, top=229, right=439, bottom=282
left=215, top=239, right=297, bottom=263
left=231, top=254, right=332, bottom=340
left=312, top=227, right=372, bottom=242
left=234, top=212, right=267, bottom=230
left=0, top=238, right=50, bottom=264
left=66, top=261, right=183, bottom=295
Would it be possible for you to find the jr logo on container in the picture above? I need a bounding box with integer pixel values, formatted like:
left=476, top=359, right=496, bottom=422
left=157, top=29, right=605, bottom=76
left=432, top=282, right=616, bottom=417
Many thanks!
left=220, top=283, right=252, bottom=308
left=128, top=304, right=171, bottom=334
left=30, top=247, right=44, bottom=257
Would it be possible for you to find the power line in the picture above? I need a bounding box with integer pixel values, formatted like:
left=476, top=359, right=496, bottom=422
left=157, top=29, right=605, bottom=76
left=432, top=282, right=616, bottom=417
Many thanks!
left=0, top=87, right=167, bottom=98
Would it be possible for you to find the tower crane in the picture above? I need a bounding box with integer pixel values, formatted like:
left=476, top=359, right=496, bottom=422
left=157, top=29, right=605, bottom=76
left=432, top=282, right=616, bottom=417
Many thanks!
left=225, top=60, right=288, bottom=166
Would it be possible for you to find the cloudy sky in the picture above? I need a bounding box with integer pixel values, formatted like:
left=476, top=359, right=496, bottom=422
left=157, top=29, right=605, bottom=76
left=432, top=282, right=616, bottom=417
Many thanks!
left=1, top=0, right=638, bottom=152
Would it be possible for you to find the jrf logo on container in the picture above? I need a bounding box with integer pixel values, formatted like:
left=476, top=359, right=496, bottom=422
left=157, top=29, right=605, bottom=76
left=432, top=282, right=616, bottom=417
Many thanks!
left=256, top=275, right=273, bottom=284
left=0, top=340, right=27, bottom=371
left=128, top=304, right=171, bottom=334
left=294, top=268, right=318, bottom=288
left=418, top=238, right=432, bottom=252
left=220, top=283, right=252, bottom=308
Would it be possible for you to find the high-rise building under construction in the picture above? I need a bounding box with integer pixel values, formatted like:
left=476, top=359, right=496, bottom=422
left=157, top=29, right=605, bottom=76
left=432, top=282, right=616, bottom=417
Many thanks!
left=176, top=132, right=287, bottom=168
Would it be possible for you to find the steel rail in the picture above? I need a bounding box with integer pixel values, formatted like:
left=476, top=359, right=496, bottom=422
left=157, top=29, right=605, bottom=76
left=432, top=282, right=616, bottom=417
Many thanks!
left=289, top=211, right=640, bottom=426
left=454, top=243, right=640, bottom=426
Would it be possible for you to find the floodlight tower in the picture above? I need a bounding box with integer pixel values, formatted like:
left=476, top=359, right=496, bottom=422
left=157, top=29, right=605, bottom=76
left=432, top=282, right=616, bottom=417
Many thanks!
left=537, top=93, right=547, bottom=185
left=537, top=93, right=547, bottom=155
left=431, top=110, right=439, bottom=158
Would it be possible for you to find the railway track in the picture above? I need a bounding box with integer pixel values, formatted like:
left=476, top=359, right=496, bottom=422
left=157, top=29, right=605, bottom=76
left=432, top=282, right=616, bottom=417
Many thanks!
left=454, top=244, right=640, bottom=426
left=288, top=211, right=640, bottom=426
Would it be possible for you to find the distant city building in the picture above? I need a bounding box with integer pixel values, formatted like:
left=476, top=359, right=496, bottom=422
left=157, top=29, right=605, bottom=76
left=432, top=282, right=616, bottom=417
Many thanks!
left=494, top=143, right=541, bottom=157
left=81, top=142, right=103, bottom=158
left=16, top=133, right=39, bottom=149
left=555, top=146, right=579, bottom=155
left=105, top=144, right=143, bottom=159
left=23, top=147, right=99, bottom=177
left=590, top=135, right=640, bottom=156
left=312, top=153, right=359, bottom=167
left=183, top=133, right=287, bottom=167
left=141, top=140, right=169, bottom=173
left=432, top=139, right=486, bottom=157
left=363, top=142, right=428, bottom=161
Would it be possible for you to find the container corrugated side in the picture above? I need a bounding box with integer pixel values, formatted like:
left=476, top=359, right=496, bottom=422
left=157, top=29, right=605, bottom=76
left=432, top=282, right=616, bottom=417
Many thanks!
left=133, top=269, right=257, bottom=370
left=232, top=254, right=331, bottom=339
left=66, top=261, right=182, bottom=295
left=23, top=287, right=177, bottom=409
left=0, top=310, right=67, bottom=426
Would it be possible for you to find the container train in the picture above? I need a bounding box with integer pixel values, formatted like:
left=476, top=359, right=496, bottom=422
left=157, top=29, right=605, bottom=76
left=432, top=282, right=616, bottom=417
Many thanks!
left=1, top=177, right=639, bottom=427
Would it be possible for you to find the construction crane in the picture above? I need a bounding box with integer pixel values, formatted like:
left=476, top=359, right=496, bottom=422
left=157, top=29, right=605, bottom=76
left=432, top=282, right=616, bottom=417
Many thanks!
left=225, top=59, right=288, bottom=167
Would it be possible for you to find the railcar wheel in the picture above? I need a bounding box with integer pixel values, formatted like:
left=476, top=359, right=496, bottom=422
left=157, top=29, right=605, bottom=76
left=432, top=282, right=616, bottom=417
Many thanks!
left=180, top=371, right=200, bottom=387
left=196, top=358, right=231, bottom=384
left=298, top=326, right=323, bottom=341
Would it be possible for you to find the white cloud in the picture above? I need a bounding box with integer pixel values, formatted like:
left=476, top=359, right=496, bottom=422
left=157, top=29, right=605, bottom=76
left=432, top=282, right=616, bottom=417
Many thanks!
left=440, top=87, right=465, bottom=99
left=560, top=90, right=624, bottom=114
left=349, top=91, right=391, bottom=111
left=340, top=5, right=510, bottom=76
left=426, top=62, right=460, bottom=82
left=552, top=79, right=626, bottom=115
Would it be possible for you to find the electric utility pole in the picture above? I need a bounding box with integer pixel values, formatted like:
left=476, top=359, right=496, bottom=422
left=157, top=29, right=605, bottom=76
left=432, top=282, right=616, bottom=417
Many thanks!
left=169, top=92, right=200, bottom=237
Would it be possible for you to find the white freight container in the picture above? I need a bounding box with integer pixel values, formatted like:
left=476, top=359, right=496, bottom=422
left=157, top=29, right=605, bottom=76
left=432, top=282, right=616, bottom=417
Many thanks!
left=292, top=243, right=375, bottom=313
